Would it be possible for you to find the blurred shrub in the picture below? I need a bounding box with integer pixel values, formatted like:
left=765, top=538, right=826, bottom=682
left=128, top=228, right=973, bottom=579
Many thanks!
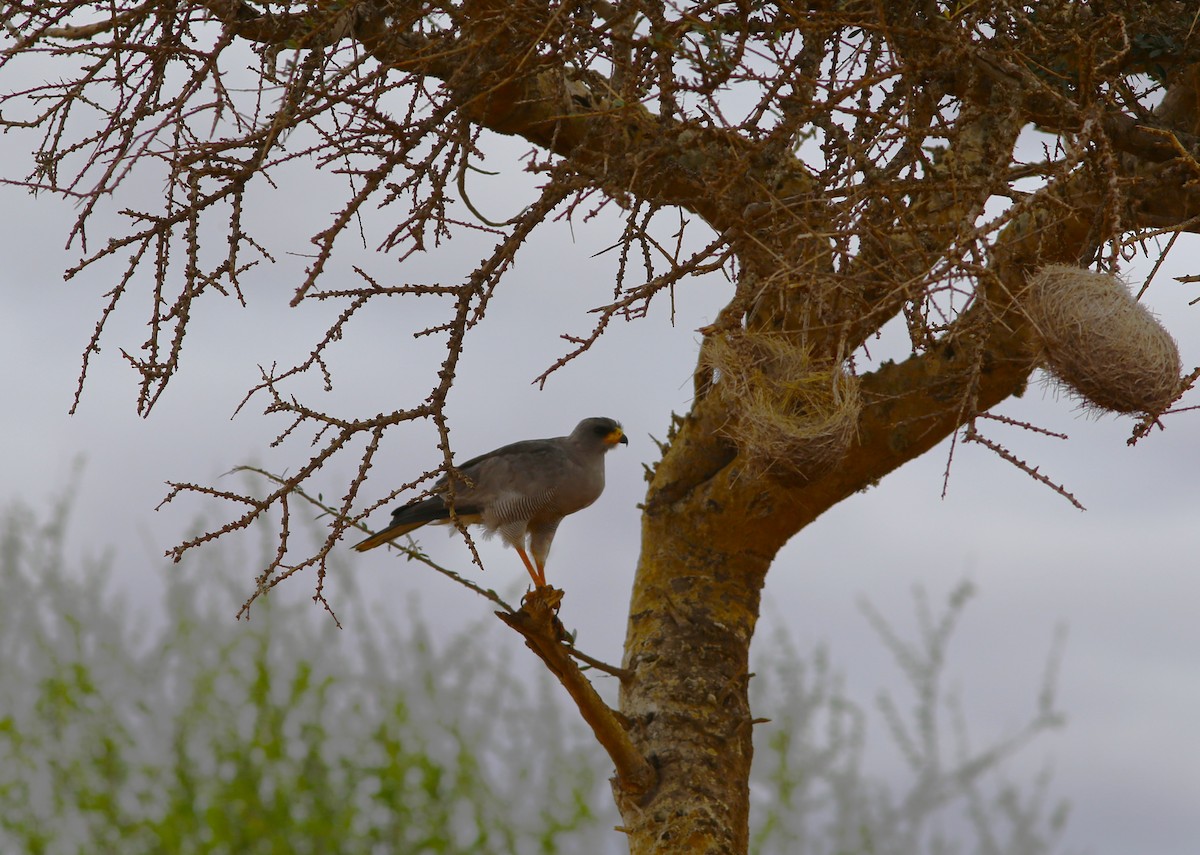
left=0, top=492, right=1070, bottom=854
left=749, top=583, right=1070, bottom=855
left=0, top=494, right=607, bottom=855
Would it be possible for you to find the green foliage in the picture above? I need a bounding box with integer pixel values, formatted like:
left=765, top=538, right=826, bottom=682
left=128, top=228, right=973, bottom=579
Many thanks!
left=0, top=491, right=1071, bottom=854
left=0, top=496, right=608, bottom=854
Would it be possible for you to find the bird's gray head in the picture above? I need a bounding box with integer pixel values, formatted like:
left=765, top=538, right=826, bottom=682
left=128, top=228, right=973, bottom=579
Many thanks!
left=571, top=417, right=628, bottom=450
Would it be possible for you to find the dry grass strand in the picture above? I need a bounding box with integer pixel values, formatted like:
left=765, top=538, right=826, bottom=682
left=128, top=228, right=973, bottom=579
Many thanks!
left=704, top=332, right=861, bottom=481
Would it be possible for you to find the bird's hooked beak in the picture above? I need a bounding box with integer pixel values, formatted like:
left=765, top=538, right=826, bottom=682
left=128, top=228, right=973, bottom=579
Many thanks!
left=605, top=427, right=629, bottom=447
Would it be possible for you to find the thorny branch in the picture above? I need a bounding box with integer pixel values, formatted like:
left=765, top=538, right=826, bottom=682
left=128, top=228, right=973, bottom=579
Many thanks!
left=2, top=1, right=1198, bottom=606
left=234, top=464, right=515, bottom=614
left=962, top=422, right=1086, bottom=511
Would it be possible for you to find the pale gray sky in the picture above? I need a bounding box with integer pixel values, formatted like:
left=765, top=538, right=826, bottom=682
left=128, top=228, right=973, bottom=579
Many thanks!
left=2, top=73, right=1198, bottom=855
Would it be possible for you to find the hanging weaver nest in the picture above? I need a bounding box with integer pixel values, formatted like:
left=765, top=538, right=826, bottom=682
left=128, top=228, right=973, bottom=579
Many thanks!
left=704, top=332, right=861, bottom=481
left=1022, top=265, right=1182, bottom=415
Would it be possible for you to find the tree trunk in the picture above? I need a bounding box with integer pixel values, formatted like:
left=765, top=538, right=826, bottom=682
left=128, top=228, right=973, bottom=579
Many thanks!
left=606, top=172, right=1102, bottom=849
left=616, top=492, right=772, bottom=854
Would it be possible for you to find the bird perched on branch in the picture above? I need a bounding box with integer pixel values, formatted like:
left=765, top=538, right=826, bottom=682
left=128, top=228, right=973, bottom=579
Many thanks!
left=353, top=417, right=628, bottom=588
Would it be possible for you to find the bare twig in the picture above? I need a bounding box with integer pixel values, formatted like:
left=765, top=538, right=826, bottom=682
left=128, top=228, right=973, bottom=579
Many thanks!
left=565, top=644, right=633, bottom=679
left=231, top=465, right=516, bottom=613
left=963, top=423, right=1086, bottom=511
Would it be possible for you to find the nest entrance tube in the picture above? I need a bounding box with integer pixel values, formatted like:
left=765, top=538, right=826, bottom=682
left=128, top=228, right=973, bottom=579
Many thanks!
left=704, top=332, right=861, bottom=481
left=1022, top=265, right=1182, bottom=416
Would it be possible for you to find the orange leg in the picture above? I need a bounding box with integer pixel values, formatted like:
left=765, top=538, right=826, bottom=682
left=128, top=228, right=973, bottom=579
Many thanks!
left=515, top=546, right=544, bottom=588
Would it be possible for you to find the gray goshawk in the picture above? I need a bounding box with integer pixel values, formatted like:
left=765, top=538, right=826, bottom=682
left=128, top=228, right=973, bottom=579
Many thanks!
left=353, top=417, right=627, bottom=587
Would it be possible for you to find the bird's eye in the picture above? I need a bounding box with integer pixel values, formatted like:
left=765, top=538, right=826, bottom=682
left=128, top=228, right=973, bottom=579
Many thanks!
left=593, top=423, right=611, bottom=435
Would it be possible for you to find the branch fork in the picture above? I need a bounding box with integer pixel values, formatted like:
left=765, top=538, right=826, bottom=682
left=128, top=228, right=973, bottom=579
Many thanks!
left=496, top=587, right=656, bottom=799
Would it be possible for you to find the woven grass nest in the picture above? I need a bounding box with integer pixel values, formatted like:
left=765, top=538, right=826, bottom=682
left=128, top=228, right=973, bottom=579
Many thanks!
left=705, top=332, right=861, bottom=480
left=1023, top=265, right=1182, bottom=415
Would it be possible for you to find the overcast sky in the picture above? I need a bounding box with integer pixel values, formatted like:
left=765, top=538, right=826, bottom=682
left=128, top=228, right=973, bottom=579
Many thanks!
left=2, top=59, right=1199, bottom=854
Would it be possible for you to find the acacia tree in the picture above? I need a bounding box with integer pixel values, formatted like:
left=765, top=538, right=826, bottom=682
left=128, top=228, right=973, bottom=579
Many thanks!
left=2, top=2, right=1197, bottom=852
